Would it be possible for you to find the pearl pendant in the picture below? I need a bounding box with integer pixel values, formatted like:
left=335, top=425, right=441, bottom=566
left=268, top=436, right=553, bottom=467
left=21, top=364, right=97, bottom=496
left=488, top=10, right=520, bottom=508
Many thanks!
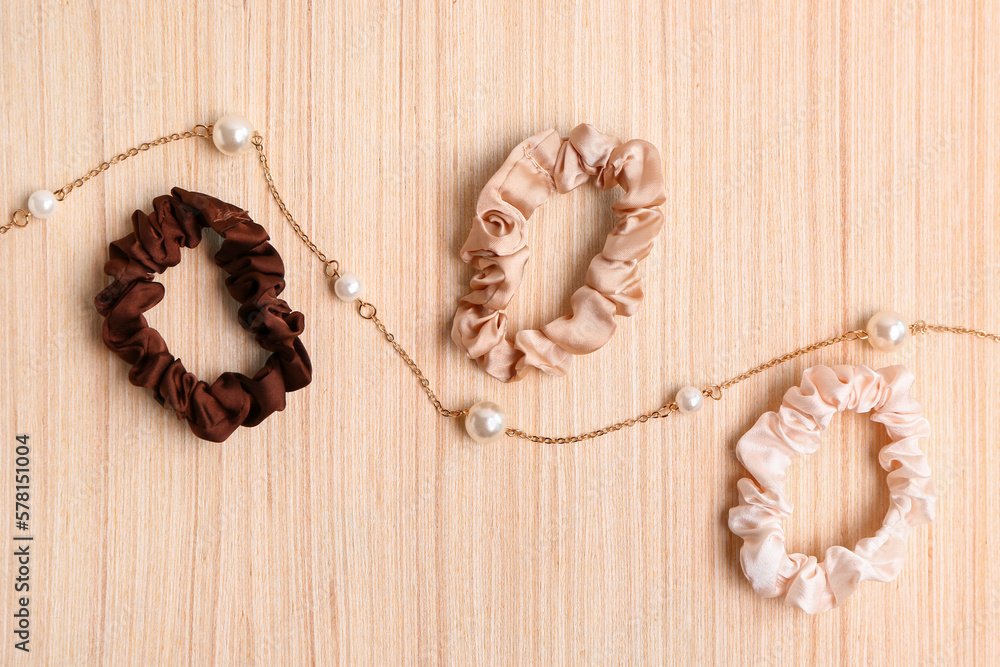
left=27, top=190, right=58, bottom=219
left=465, top=401, right=506, bottom=443
left=334, top=273, right=365, bottom=301
left=866, top=311, right=908, bottom=352
left=675, top=386, right=704, bottom=414
left=212, top=114, right=255, bottom=156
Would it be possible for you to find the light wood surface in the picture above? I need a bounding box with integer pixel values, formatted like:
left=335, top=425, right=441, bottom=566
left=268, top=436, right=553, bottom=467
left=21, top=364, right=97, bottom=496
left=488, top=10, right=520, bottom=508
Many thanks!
left=1, top=1, right=998, bottom=664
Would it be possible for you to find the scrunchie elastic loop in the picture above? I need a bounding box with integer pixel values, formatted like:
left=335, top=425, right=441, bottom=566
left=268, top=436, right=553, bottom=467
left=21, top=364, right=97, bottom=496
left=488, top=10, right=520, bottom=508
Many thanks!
left=727, top=364, right=935, bottom=614
left=94, top=188, right=312, bottom=442
left=452, top=124, right=666, bottom=382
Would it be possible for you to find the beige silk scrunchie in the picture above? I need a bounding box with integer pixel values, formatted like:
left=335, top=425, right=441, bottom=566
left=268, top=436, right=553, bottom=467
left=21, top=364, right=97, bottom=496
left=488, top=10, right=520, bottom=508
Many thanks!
left=451, top=124, right=666, bottom=382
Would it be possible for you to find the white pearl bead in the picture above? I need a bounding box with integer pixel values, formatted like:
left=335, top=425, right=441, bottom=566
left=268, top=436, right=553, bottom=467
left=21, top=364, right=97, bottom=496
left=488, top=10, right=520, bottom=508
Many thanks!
left=27, top=190, right=58, bottom=219
left=333, top=273, right=365, bottom=301
left=675, top=386, right=704, bottom=415
left=212, top=113, right=254, bottom=156
left=465, top=401, right=506, bottom=444
left=866, top=311, right=909, bottom=352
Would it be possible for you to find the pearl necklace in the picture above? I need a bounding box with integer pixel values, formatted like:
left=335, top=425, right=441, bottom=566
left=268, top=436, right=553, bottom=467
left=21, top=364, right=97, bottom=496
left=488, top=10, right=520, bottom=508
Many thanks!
left=4, top=115, right=999, bottom=445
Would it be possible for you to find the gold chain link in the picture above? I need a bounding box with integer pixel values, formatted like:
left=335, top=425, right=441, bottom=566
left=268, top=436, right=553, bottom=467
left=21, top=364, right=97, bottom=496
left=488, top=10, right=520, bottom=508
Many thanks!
left=0, top=209, right=29, bottom=235
left=250, top=134, right=339, bottom=276
left=52, top=125, right=213, bottom=202
left=7, top=121, right=1000, bottom=444
left=501, top=322, right=1000, bottom=443
left=1, top=124, right=211, bottom=236
left=717, top=330, right=870, bottom=390
left=505, top=404, right=679, bottom=444
left=249, top=132, right=462, bottom=418
left=360, top=303, right=468, bottom=419
left=504, top=330, right=869, bottom=443
left=911, top=320, right=1000, bottom=343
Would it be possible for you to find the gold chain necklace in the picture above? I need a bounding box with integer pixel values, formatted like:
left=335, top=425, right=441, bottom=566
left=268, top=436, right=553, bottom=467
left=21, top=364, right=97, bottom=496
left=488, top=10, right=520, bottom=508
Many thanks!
left=5, top=119, right=998, bottom=443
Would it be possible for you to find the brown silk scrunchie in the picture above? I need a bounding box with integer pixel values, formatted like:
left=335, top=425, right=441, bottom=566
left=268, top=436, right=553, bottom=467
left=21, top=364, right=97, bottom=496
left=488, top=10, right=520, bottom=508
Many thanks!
left=94, top=188, right=312, bottom=442
left=452, top=124, right=667, bottom=382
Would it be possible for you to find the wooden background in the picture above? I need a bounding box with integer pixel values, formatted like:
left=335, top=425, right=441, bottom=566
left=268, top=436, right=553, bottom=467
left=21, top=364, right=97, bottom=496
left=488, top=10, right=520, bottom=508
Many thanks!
left=1, top=1, right=998, bottom=664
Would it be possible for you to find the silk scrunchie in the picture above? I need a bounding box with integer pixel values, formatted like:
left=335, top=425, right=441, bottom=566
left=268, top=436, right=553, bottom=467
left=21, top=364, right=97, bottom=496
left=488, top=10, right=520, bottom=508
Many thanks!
left=728, top=364, right=935, bottom=614
left=94, top=188, right=312, bottom=442
left=452, top=124, right=666, bottom=382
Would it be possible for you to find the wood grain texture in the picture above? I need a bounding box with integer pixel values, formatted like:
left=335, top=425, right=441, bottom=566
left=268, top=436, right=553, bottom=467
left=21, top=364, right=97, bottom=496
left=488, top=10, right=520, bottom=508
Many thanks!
left=1, top=1, right=998, bottom=664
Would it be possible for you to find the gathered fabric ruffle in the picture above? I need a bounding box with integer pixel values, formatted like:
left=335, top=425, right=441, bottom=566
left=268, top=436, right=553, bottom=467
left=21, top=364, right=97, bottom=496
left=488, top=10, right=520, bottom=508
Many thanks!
left=727, top=364, right=935, bottom=614
left=452, top=124, right=666, bottom=382
left=94, top=188, right=312, bottom=442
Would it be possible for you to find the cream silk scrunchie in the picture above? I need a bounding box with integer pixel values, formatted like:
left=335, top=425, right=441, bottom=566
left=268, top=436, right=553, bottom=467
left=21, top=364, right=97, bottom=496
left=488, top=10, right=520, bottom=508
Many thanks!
left=451, top=124, right=666, bottom=382
left=728, top=364, right=935, bottom=614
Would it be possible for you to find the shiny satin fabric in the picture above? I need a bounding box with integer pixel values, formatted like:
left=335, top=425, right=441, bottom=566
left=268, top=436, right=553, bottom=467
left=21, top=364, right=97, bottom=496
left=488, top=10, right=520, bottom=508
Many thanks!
left=452, top=124, right=666, bottom=382
left=728, top=365, right=935, bottom=614
left=94, top=188, right=312, bottom=442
